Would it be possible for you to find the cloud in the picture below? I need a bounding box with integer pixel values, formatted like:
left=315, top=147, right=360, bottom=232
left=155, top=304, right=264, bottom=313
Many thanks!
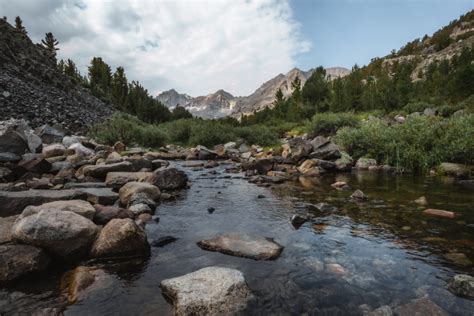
left=1, top=0, right=310, bottom=96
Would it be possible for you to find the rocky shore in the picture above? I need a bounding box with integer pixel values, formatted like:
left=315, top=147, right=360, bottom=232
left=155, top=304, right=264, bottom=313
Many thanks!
left=1, top=117, right=473, bottom=315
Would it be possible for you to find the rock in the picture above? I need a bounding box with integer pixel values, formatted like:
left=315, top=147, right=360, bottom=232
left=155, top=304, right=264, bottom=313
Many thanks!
left=23, top=200, right=96, bottom=220
left=119, top=181, right=160, bottom=206
left=241, top=158, right=273, bottom=175
left=447, top=274, right=474, bottom=299
left=0, top=128, right=28, bottom=155
left=335, top=152, right=354, bottom=171
left=18, top=157, right=52, bottom=173
left=160, top=266, right=251, bottom=316
left=25, top=131, right=42, bottom=153
left=151, top=236, right=178, bottom=247
left=351, top=189, right=367, bottom=201
left=309, top=142, right=341, bottom=160
left=151, top=159, right=169, bottom=170
left=394, top=297, right=448, bottom=316
left=42, top=144, right=66, bottom=158
left=64, top=182, right=107, bottom=189
left=76, top=187, right=119, bottom=205
left=360, top=305, right=393, bottom=316
left=12, top=209, right=99, bottom=258
left=444, top=252, right=472, bottom=266
left=0, top=152, right=21, bottom=162
left=129, top=203, right=152, bottom=215
left=26, top=177, right=52, bottom=190
left=423, top=108, right=438, bottom=116
left=0, top=244, right=50, bottom=282
left=105, top=171, right=154, bottom=189
left=35, top=125, right=65, bottom=144
left=331, top=181, right=350, bottom=190
left=314, top=202, right=338, bottom=213
left=241, top=152, right=252, bottom=159
left=62, top=136, right=82, bottom=148
left=297, top=159, right=321, bottom=175
left=67, top=143, right=94, bottom=157
left=414, top=196, right=428, bottom=205
left=355, top=158, right=377, bottom=170
left=93, top=204, right=133, bottom=225
left=0, top=216, right=17, bottom=244
left=196, top=145, right=218, bottom=160
left=288, top=137, right=313, bottom=161
left=144, top=151, right=187, bottom=160
left=326, top=263, right=346, bottom=276
left=438, top=162, right=470, bottom=178
left=423, top=209, right=455, bottom=218
left=60, top=266, right=111, bottom=303
left=113, top=141, right=126, bottom=153
left=291, top=214, right=307, bottom=229
left=197, top=233, right=283, bottom=260
left=82, top=161, right=133, bottom=180
left=0, top=166, right=15, bottom=182
left=0, top=189, right=88, bottom=216
left=91, top=218, right=149, bottom=259
left=310, top=136, right=330, bottom=150
left=151, top=168, right=188, bottom=191
left=208, top=207, right=216, bottom=213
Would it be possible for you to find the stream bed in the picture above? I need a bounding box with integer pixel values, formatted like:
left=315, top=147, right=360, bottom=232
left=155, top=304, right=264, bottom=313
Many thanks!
left=1, top=161, right=473, bottom=315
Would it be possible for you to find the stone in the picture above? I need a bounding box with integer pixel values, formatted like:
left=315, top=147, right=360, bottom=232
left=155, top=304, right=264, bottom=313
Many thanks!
left=18, top=157, right=52, bottom=173
left=93, top=204, right=133, bottom=225
left=113, top=141, right=126, bottom=153
left=414, top=196, right=428, bottom=205
left=91, top=218, right=150, bottom=259
left=160, top=267, right=251, bottom=316
left=423, top=108, right=438, bottom=116
left=26, top=177, right=52, bottom=190
left=310, top=136, right=330, bottom=150
left=0, top=129, right=28, bottom=155
left=241, top=158, right=273, bottom=175
left=444, top=252, right=472, bottom=266
left=129, top=203, right=152, bottom=215
left=62, top=136, right=82, bottom=148
left=314, top=202, right=338, bottom=213
left=0, top=216, right=17, bottom=244
left=447, top=274, right=474, bottom=299
left=438, top=163, right=470, bottom=178
left=0, top=244, right=50, bottom=282
left=331, top=181, right=350, bottom=190
left=197, top=233, right=283, bottom=260
left=288, top=137, right=313, bottom=161
left=35, top=125, right=65, bottom=144
left=105, top=171, right=154, bottom=189
left=197, top=145, right=218, bottom=160
left=297, top=159, right=321, bottom=176
left=12, top=209, right=99, bottom=258
left=60, top=266, right=112, bottom=303
left=0, top=152, right=21, bottom=162
left=151, top=236, right=178, bottom=247
left=326, top=263, right=346, bottom=276
left=64, top=182, right=107, bottom=189
left=394, top=297, right=448, bottom=316
left=144, top=151, right=187, bottom=160
left=67, top=143, right=94, bottom=157
left=23, top=200, right=96, bottom=220
left=151, top=159, right=169, bottom=170
left=76, top=187, right=119, bottom=205
left=355, top=158, right=377, bottom=170
left=82, top=161, right=133, bottom=180
left=119, top=181, right=161, bottom=206
left=0, top=166, right=15, bottom=182
left=151, top=168, right=188, bottom=191
left=351, top=189, right=367, bottom=201
left=0, top=189, right=87, bottom=216
left=423, top=209, right=455, bottom=219
left=309, top=142, right=341, bottom=160
left=291, top=214, right=307, bottom=229
left=42, top=144, right=66, bottom=158
left=24, top=130, right=42, bottom=153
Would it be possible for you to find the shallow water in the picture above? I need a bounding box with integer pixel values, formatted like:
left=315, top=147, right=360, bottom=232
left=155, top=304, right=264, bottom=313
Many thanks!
left=1, top=162, right=473, bottom=315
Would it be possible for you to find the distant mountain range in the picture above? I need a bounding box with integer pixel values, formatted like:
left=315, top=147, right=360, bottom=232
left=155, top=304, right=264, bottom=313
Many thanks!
left=156, top=67, right=350, bottom=119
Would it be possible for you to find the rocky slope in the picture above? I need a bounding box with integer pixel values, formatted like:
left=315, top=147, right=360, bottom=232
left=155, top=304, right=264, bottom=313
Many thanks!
left=0, top=19, right=114, bottom=134
left=156, top=67, right=350, bottom=119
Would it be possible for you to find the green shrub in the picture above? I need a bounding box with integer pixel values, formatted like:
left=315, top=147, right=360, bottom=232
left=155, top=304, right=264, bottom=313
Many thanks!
left=306, top=112, right=360, bottom=136
left=335, top=114, right=474, bottom=173
left=188, top=122, right=235, bottom=147
left=235, top=125, right=280, bottom=146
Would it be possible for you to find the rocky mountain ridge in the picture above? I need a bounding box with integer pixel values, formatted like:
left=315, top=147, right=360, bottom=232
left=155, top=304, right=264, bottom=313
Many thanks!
left=0, top=19, right=114, bottom=134
left=156, top=67, right=350, bottom=119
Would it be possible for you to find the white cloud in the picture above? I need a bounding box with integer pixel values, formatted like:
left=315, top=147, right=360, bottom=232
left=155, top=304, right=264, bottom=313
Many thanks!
left=1, top=0, right=310, bottom=96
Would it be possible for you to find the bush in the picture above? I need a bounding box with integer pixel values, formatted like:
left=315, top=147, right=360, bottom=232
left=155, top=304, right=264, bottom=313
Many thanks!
left=306, top=112, right=360, bottom=136
left=335, top=114, right=474, bottom=173
left=403, top=101, right=433, bottom=113
left=188, top=122, right=235, bottom=147
left=89, top=113, right=167, bottom=148
left=235, top=125, right=279, bottom=146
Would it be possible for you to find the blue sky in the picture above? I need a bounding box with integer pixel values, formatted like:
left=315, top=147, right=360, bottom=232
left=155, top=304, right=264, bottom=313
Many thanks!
left=292, top=0, right=473, bottom=70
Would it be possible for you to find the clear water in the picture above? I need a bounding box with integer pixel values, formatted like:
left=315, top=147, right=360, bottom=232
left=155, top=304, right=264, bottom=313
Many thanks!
left=1, top=162, right=473, bottom=315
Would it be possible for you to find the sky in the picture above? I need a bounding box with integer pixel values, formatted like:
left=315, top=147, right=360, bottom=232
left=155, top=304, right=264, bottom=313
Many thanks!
left=1, top=0, right=472, bottom=97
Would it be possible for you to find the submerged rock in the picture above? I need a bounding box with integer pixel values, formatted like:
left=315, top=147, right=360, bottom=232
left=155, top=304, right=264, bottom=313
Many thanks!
left=0, top=244, right=50, bottom=282
left=151, top=236, right=178, bottom=247
left=394, top=297, right=448, bottom=316
left=423, top=209, right=455, bottom=219
left=60, top=266, right=113, bottom=303
left=91, top=218, right=150, bottom=259
left=197, top=233, right=283, bottom=260
left=447, top=274, right=474, bottom=299
left=355, top=158, right=377, bottom=170
left=414, top=196, right=428, bottom=205
left=351, top=189, right=367, bottom=201
left=160, top=266, right=251, bottom=316
left=12, top=209, right=99, bottom=258
left=331, top=181, right=350, bottom=190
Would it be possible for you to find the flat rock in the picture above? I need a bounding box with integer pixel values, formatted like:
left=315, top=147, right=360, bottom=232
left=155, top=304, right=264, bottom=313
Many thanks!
left=197, top=233, right=283, bottom=260
left=75, top=187, right=119, bottom=205
left=0, top=244, right=50, bottom=282
left=23, top=200, right=96, bottom=220
left=160, top=266, right=251, bottom=316
left=12, top=209, right=99, bottom=258
left=42, top=144, right=66, bottom=158
left=423, top=209, right=455, bottom=219
left=91, top=218, right=149, bottom=259
left=0, top=189, right=88, bottom=216
left=105, top=171, right=154, bottom=189
left=64, top=182, right=107, bottom=189
left=82, top=161, right=133, bottom=180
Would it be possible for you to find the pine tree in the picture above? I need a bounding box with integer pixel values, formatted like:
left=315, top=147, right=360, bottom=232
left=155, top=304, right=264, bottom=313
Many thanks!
left=111, top=66, right=129, bottom=109
left=15, top=16, right=27, bottom=34
left=273, top=88, right=285, bottom=107
left=41, top=32, right=59, bottom=57
left=88, top=57, right=112, bottom=100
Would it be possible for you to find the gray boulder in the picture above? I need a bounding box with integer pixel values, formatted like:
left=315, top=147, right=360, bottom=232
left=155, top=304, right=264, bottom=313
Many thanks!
left=35, top=124, right=65, bottom=144
left=12, top=209, right=99, bottom=258
left=160, top=266, right=251, bottom=316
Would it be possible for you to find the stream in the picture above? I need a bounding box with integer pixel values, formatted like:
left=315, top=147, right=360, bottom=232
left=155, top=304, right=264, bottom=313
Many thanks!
left=1, top=161, right=473, bottom=315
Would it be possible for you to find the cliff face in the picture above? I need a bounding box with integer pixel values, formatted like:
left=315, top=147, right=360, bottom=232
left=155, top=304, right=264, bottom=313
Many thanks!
left=0, top=19, right=114, bottom=134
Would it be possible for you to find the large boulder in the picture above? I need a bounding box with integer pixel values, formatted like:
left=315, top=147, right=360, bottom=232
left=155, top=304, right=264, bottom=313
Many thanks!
left=119, top=181, right=160, bottom=206
left=105, top=172, right=154, bottom=189
left=82, top=161, right=133, bottom=180
left=438, top=163, right=470, bottom=178
left=12, top=209, right=99, bottom=258
left=241, top=158, right=273, bottom=175
left=0, top=189, right=88, bottom=216
left=160, top=267, right=251, bottom=316
left=90, top=218, right=150, bottom=259
left=0, top=125, right=28, bottom=156
left=197, top=145, right=218, bottom=160
left=309, top=142, right=341, bottom=160
left=150, top=168, right=188, bottom=191
left=197, top=233, right=283, bottom=260
left=288, top=137, right=313, bottom=161
left=447, top=274, right=474, bottom=299
left=0, top=244, right=50, bottom=282
left=23, top=200, right=96, bottom=220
